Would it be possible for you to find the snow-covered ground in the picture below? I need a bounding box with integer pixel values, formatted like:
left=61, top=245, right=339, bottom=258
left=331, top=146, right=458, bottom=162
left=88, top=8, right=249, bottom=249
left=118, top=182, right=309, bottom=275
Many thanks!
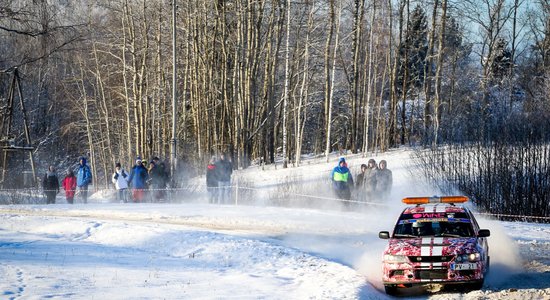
left=0, top=149, right=549, bottom=299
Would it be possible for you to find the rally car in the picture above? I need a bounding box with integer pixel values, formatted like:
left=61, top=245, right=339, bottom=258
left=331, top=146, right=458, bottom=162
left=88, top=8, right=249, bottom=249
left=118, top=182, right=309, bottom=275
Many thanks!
left=378, top=196, right=490, bottom=295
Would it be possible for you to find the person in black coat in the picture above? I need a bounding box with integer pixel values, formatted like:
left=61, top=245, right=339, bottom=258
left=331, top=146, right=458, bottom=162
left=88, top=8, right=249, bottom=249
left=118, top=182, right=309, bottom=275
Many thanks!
left=206, top=156, right=218, bottom=204
left=152, top=156, right=170, bottom=188
left=355, top=164, right=368, bottom=202
left=148, top=160, right=167, bottom=202
left=215, top=153, right=233, bottom=204
left=43, top=165, right=60, bottom=204
left=375, top=160, right=393, bottom=201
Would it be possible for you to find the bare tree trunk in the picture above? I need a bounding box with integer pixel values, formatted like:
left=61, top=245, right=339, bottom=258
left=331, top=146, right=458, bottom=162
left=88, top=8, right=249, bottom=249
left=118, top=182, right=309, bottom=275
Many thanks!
left=400, top=0, right=410, bottom=145
left=155, top=3, right=165, bottom=157
left=77, top=57, right=97, bottom=191
left=325, top=0, right=341, bottom=161
left=294, top=0, right=314, bottom=167
left=388, top=0, right=404, bottom=149
left=433, top=0, right=448, bottom=147
left=362, top=2, right=376, bottom=155
left=122, top=0, right=133, bottom=163
left=423, top=0, right=438, bottom=145
left=351, top=0, right=365, bottom=153
left=324, top=0, right=335, bottom=161
left=92, top=42, right=114, bottom=166
left=138, top=0, right=150, bottom=158
left=507, top=0, right=519, bottom=110
left=282, top=0, right=291, bottom=168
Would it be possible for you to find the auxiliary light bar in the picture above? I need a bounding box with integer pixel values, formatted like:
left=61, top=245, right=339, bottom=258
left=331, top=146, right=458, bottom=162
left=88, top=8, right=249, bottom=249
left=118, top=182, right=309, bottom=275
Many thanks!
left=402, top=196, right=468, bottom=204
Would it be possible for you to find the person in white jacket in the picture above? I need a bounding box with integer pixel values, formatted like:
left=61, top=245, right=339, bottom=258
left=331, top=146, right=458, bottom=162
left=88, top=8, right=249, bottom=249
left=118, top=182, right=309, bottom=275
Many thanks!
left=112, top=162, right=129, bottom=202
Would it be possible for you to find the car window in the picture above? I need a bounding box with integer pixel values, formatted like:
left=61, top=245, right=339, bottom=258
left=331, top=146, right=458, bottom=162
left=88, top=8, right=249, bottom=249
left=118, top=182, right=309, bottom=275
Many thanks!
left=468, top=211, right=481, bottom=231
left=438, top=221, right=474, bottom=237
left=393, top=219, right=474, bottom=238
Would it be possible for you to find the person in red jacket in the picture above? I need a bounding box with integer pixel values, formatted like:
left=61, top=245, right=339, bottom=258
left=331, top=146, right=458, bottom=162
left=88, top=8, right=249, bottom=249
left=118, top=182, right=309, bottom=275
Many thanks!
left=62, top=170, right=77, bottom=204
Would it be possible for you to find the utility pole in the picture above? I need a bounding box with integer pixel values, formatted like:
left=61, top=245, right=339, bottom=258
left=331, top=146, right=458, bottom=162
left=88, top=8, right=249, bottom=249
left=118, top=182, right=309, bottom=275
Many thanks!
left=170, top=0, right=178, bottom=182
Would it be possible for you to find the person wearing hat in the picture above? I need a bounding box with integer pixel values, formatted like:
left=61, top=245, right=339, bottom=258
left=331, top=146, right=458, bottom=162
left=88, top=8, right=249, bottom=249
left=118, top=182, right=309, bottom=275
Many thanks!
left=112, top=162, right=129, bottom=203
left=412, top=221, right=433, bottom=237
left=152, top=156, right=170, bottom=202
left=364, top=158, right=378, bottom=201
left=147, top=160, right=166, bottom=202
left=355, top=164, right=368, bottom=202
left=152, top=156, right=170, bottom=191
left=62, top=169, right=77, bottom=204
left=375, top=160, right=393, bottom=201
left=76, top=156, right=92, bottom=203
left=128, top=157, right=149, bottom=203
left=330, top=157, right=354, bottom=204
left=43, top=165, right=60, bottom=204
left=206, top=156, right=218, bottom=204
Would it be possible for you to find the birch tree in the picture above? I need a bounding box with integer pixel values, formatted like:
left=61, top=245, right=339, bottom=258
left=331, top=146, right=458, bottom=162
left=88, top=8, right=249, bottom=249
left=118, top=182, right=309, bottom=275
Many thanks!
left=324, top=0, right=342, bottom=161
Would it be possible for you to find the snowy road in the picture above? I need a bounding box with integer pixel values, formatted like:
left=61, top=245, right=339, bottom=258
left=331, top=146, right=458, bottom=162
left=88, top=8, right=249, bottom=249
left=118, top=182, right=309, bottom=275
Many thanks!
left=0, top=203, right=549, bottom=299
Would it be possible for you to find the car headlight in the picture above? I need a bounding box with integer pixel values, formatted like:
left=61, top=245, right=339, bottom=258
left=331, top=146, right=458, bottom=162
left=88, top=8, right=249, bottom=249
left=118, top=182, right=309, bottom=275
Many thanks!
left=455, top=252, right=480, bottom=262
left=468, top=253, right=481, bottom=262
left=384, top=255, right=409, bottom=263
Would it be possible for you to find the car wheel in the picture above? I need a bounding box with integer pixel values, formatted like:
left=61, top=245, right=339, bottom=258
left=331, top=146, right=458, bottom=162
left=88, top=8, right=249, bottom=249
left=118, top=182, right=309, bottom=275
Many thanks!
left=384, top=285, right=398, bottom=296
left=468, top=280, right=484, bottom=291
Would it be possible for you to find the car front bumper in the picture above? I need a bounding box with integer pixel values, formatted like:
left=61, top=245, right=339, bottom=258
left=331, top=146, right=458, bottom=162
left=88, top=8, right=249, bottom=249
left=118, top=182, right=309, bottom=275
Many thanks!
left=382, top=261, right=484, bottom=285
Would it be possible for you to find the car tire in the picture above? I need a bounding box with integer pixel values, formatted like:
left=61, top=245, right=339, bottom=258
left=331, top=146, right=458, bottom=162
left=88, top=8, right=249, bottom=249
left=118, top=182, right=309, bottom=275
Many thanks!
left=468, top=280, right=484, bottom=291
left=384, top=285, right=398, bottom=296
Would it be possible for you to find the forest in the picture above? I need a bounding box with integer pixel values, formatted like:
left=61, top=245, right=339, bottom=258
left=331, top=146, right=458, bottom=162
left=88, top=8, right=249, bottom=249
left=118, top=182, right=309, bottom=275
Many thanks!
left=0, top=0, right=549, bottom=219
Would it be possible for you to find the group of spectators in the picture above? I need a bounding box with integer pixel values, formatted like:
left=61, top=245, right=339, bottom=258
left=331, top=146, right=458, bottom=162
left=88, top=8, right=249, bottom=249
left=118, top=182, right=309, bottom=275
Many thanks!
left=112, top=156, right=170, bottom=203
left=42, top=156, right=169, bottom=204
left=202, top=155, right=392, bottom=207
left=331, top=157, right=393, bottom=205
left=42, top=157, right=92, bottom=204
left=43, top=153, right=391, bottom=206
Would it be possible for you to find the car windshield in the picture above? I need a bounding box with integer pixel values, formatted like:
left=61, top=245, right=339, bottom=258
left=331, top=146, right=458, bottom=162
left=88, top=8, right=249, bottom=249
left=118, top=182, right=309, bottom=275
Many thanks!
left=393, top=213, right=474, bottom=238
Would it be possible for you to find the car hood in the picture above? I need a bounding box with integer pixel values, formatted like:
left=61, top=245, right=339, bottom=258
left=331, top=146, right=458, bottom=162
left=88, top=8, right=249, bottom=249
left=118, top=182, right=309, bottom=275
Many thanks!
left=384, top=237, right=479, bottom=256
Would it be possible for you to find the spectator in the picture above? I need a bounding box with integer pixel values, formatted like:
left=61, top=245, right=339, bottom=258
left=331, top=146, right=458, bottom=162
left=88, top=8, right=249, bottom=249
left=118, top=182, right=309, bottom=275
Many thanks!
left=364, top=158, right=378, bottom=200
left=128, top=157, right=149, bottom=203
left=206, top=156, right=218, bottom=204
left=355, top=164, right=368, bottom=202
left=331, top=157, right=354, bottom=203
left=376, top=160, right=393, bottom=201
left=152, top=156, right=169, bottom=200
left=112, top=162, right=129, bottom=203
left=215, top=153, right=233, bottom=204
left=76, top=157, right=92, bottom=204
left=61, top=169, right=77, bottom=204
left=148, top=160, right=165, bottom=202
left=43, top=165, right=60, bottom=204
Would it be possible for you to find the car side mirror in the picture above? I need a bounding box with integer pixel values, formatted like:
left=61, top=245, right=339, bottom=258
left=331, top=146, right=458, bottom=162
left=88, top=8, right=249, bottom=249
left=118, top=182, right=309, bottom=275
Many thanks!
left=379, top=231, right=390, bottom=239
left=478, top=229, right=490, bottom=237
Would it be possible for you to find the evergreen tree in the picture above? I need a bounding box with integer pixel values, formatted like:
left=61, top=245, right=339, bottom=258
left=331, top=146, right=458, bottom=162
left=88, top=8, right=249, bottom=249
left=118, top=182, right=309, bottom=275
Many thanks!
left=490, top=38, right=512, bottom=80
left=397, top=4, right=428, bottom=92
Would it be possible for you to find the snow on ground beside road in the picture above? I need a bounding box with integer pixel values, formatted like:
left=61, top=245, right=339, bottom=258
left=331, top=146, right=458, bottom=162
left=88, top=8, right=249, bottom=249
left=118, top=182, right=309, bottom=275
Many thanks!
left=0, top=148, right=549, bottom=299
left=0, top=205, right=376, bottom=299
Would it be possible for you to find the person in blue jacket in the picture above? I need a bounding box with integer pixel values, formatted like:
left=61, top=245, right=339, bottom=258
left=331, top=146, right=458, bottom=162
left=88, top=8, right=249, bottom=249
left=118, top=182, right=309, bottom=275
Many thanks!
left=76, top=157, right=92, bottom=203
left=128, top=157, right=149, bottom=203
left=331, top=157, right=354, bottom=202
